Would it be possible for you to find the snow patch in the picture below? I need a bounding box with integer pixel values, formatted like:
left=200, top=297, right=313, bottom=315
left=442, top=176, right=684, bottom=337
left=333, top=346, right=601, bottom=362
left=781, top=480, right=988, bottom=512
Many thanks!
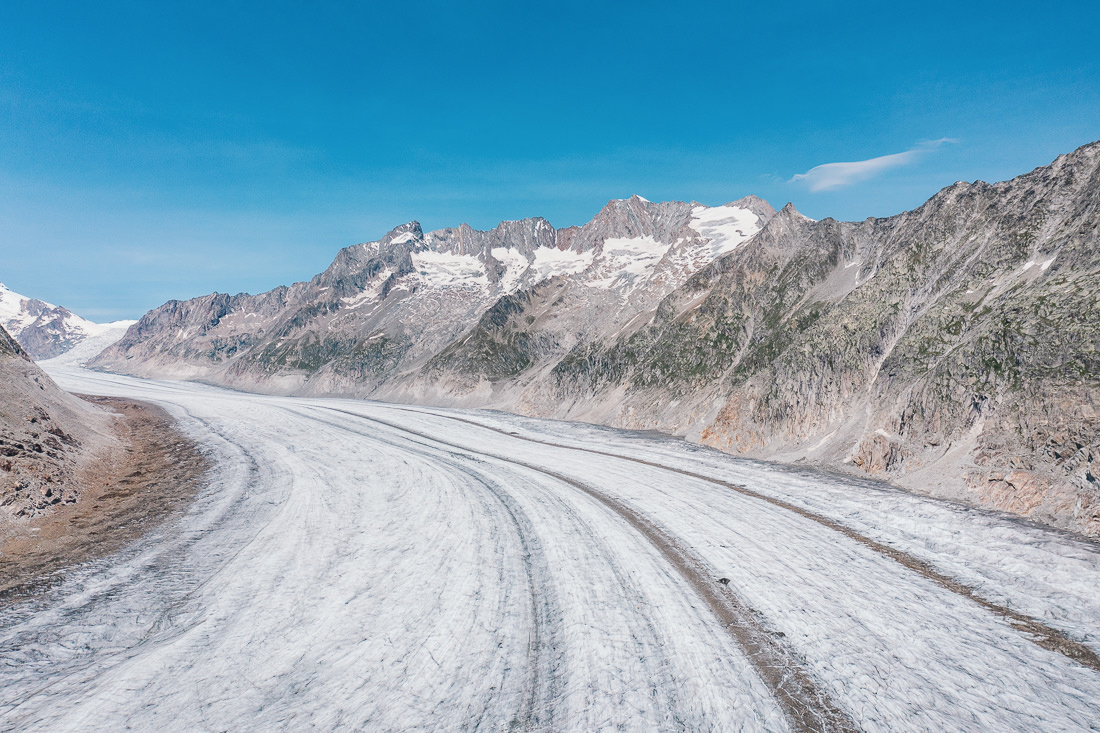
left=412, top=251, right=489, bottom=289
left=389, top=231, right=417, bottom=245
left=688, top=206, right=762, bottom=257
left=490, top=247, right=532, bottom=293
left=341, top=269, right=394, bottom=309
left=0, top=282, right=40, bottom=328
left=531, top=247, right=594, bottom=281
left=0, top=281, right=130, bottom=349
left=79, top=319, right=137, bottom=337
left=38, top=321, right=135, bottom=367
left=587, top=237, right=670, bottom=290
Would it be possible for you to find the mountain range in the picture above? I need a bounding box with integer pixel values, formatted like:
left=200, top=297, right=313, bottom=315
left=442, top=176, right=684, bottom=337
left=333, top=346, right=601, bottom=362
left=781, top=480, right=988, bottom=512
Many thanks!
left=88, top=141, right=1100, bottom=537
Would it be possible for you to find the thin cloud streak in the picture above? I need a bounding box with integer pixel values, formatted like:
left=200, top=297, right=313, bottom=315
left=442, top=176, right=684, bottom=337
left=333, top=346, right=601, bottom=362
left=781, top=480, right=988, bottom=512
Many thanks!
left=790, top=139, right=957, bottom=191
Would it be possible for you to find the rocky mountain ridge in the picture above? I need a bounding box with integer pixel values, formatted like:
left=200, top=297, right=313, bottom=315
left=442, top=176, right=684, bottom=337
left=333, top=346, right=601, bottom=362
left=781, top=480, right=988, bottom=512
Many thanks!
left=91, top=143, right=1100, bottom=536
left=92, top=195, right=774, bottom=391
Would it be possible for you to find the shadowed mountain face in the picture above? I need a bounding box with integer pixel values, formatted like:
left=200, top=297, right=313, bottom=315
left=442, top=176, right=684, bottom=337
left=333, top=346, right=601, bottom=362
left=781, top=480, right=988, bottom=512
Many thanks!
left=92, top=144, right=1100, bottom=536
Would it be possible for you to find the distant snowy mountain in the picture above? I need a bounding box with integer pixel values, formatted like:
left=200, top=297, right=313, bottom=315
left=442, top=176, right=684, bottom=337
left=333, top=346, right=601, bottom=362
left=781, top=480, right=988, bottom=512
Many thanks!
left=0, top=283, right=135, bottom=361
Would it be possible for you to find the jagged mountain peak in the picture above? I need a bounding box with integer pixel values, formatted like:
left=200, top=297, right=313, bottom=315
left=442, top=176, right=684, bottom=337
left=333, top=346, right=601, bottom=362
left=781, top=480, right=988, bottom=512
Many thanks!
left=349, top=197, right=779, bottom=264
left=381, top=221, right=424, bottom=246
left=724, top=194, right=777, bottom=221
left=736, top=201, right=819, bottom=258
left=769, top=201, right=814, bottom=224
left=0, top=282, right=68, bottom=319
left=1048, top=138, right=1100, bottom=171
left=424, top=217, right=558, bottom=258
left=593, top=193, right=683, bottom=217
left=569, top=197, right=695, bottom=254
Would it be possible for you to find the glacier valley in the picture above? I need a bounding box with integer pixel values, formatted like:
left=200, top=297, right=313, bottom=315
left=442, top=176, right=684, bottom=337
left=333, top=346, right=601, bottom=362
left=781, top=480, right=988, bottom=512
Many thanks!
left=2, top=365, right=1098, bottom=731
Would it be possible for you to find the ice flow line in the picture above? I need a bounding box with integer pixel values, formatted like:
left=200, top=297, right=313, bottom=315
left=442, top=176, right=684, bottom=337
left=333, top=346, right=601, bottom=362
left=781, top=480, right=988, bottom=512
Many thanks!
left=381, top=405, right=1100, bottom=674
left=317, top=406, right=859, bottom=733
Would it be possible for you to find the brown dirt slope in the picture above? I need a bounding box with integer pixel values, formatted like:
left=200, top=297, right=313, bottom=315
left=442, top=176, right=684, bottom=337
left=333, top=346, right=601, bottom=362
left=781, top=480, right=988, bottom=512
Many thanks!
left=1, top=323, right=208, bottom=600
left=0, top=396, right=208, bottom=602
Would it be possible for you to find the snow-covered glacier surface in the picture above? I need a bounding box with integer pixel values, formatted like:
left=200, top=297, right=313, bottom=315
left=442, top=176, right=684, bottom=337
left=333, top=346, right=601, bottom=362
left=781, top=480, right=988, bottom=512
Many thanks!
left=3, top=368, right=1100, bottom=732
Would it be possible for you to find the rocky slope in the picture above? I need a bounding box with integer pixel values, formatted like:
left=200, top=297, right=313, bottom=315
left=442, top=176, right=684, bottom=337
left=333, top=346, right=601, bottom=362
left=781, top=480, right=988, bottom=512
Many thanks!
left=544, top=143, right=1100, bottom=536
left=0, top=283, right=135, bottom=361
left=92, top=143, right=1100, bottom=536
left=0, top=325, right=114, bottom=521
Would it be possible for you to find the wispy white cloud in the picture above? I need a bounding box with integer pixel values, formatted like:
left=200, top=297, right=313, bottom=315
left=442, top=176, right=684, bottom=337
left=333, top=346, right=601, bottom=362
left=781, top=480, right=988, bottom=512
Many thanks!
left=789, top=138, right=957, bottom=192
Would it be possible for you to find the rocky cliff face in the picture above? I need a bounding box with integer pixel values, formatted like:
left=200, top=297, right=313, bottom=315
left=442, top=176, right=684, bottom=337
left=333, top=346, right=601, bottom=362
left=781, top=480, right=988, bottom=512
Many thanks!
left=91, top=143, right=1100, bottom=536
left=0, top=325, right=113, bottom=520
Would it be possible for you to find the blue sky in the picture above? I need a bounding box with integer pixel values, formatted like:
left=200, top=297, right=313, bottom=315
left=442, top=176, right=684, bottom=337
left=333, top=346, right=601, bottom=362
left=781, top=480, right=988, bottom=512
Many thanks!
left=2, top=1, right=1098, bottom=320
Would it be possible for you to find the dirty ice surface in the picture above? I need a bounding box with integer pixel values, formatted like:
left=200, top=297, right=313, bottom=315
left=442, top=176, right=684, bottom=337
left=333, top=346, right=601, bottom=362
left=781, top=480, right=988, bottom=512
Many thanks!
left=2, top=367, right=1099, bottom=732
